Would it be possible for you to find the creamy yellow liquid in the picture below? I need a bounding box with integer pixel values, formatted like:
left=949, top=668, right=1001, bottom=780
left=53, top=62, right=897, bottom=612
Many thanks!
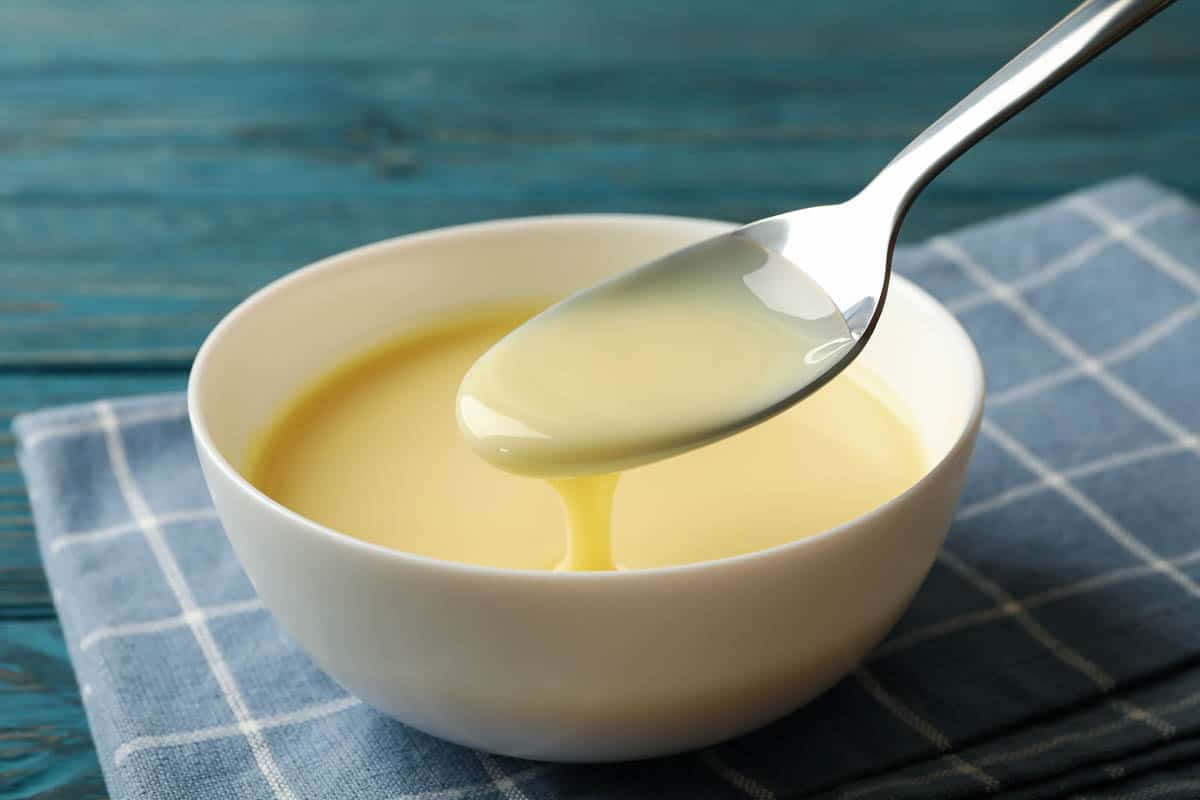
left=457, top=236, right=855, bottom=477
left=250, top=308, right=924, bottom=571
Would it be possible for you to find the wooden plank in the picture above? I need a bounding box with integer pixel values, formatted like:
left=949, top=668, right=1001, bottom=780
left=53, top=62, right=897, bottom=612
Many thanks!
left=0, top=373, right=185, bottom=416
left=0, top=4, right=1196, bottom=360
left=0, top=619, right=107, bottom=799
left=0, top=0, right=1194, bottom=65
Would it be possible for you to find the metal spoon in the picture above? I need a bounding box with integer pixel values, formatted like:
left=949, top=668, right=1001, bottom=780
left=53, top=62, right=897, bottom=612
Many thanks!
left=458, top=0, right=1174, bottom=477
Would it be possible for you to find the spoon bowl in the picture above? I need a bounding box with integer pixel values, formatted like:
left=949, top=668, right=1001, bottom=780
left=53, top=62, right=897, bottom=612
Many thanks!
left=457, top=198, right=895, bottom=477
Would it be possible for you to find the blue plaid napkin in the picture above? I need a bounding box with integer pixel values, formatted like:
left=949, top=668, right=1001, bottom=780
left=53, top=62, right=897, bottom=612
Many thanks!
left=15, top=176, right=1200, bottom=800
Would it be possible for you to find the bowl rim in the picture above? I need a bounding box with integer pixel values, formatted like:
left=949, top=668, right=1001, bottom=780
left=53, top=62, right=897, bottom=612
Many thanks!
left=187, top=213, right=985, bottom=582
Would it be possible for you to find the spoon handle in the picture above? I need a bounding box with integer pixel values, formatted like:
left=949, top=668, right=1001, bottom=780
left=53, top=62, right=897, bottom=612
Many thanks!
left=865, top=0, right=1174, bottom=215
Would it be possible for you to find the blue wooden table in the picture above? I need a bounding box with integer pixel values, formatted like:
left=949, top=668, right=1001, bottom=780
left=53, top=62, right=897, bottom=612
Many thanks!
left=2, top=2, right=1197, bottom=796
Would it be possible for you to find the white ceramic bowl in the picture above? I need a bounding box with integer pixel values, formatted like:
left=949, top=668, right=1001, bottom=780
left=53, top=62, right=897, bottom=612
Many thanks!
left=188, top=215, right=984, bottom=762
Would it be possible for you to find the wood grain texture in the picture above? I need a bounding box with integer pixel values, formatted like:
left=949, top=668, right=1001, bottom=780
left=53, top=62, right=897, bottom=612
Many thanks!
left=0, top=0, right=1196, bottom=796
left=0, top=621, right=105, bottom=800
left=0, top=1, right=1197, bottom=360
